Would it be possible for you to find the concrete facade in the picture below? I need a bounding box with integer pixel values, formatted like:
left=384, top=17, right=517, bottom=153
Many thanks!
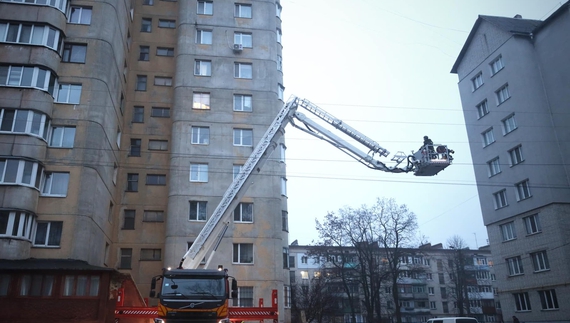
left=451, top=3, right=570, bottom=322
left=0, top=0, right=289, bottom=321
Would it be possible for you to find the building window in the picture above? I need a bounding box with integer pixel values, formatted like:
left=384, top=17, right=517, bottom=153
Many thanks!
left=191, top=126, right=210, bottom=144
left=233, top=164, right=243, bottom=180
left=513, top=292, right=531, bottom=311
left=158, top=19, right=176, bottom=28
left=126, top=173, right=138, bottom=192
left=428, top=287, right=434, bottom=295
left=276, top=28, right=282, bottom=44
left=194, top=60, right=212, bottom=76
left=509, top=145, right=524, bottom=166
left=154, top=77, right=172, bottom=86
left=234, top=62, right=252, bottom=79
left=156, top=47, right=174, bottom=57
left=136, top=75, right=147, bottom=91
left=233, top=94, right=252, bottom=112
left=0, top=22, right=62, bottom=50
left=523, top=214, right=541, bottom=235
left=133, top=106, right=144, bottom=123
left=196, top=29, right=212, bottom=44
left=515, top=179, right=531, bottom=201
left=281, top=177, right=287, bottom=196
left=233, top=128, right=253, bottom=146
left=476, top=100, right=489, bottom=119
left=151, top=107, right=170, bottom=117
left=234, top=32, right=252, bottom=48
left=500, top=221, right=516, bottom=241
left=190, top=164, right=208, bottom=182
left=278, top=84, right=284, bottom=100
left=146, top=174, right=166, bottom=185
left=119, top=248, right=132, bottom=269
left=56, top=84, right=82, bottom=104
left=41, top=172, right=69, bottom=196
left=235, top=3, right=252, bottom=18
left=148, top=140, right=168, bottom=151
left=19, top=274, right=55, bottom=297
left=276, top=2, right=282, bottom=18
left=143, top=210, right=164, bottom=222
left=471, top=72, right=483, bottom=91
left=538, top=289, right=559, bottom=310
left=277, top=55, right=283, bottom=71
left=197, top=1, right=213, bottom=15
left=487, top=157, right=500, bottom=177
left=234, top=202, right=253, bottom=222
left=33, top=221, right=63, bottom=247
left=192, top=92, right=210, bottom=110
left=140, top=249, right=161, bottom=261
left=490, top=55, right=504, bottom=75
left=233, top=243, right=254, bottom=264
left=493, top=189, right=508, bottom=209
left=282, top=210, right=288, bottom=232
left=62, top=43, right=87, bottom=63
left=0, top=109, right=49, bottom=139
left=129, top=139, right=141, bottom=156
left=531, top=251, right=550, bottom=272
left=139, top=46, right=150, bottom=61
left=143, top=0, right=154, bottom=5
left=49, top=126, right=76, bottom=148
left=506, top=256, right=523, bottom=276
left=189, top=201, right=207, bottom=221
left=123, top=210, right=135, bottom=230
left=282, top=247, right=289, bottom=268
left=0, top=65, right=56, bottom=95
left=481, top=128, right=495, bottom=147
left=234, top=286, right=253, bottom=307
left=69, top=6, right=92, bottom=25
left=496, top=84, right=510, bottom=104
left=284, top=285, right=291, bottom=308
left=502, top=114, right=517, bottom=134
left=141, top=18, right=152, bottom=32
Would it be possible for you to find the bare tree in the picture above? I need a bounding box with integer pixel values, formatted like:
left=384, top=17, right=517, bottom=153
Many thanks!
left=446, top=235, right=473, bottom=316
left=291, top=274, right=341, bottom=323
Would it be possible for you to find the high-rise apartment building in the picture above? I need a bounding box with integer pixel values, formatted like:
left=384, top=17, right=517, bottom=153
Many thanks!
left=451, top=3, right=570, bottom=322
left=0, top=0, right=288, bottom=322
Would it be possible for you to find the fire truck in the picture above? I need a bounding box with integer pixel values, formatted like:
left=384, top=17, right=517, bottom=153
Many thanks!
left=115, top=96, right=453, bottom=323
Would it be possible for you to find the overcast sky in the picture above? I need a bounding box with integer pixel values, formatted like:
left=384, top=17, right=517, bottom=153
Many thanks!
left=279, top=0, right=563, bottom=249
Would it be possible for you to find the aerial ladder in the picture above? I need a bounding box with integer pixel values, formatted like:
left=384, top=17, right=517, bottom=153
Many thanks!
left=115, top=96, right=453, bottom=323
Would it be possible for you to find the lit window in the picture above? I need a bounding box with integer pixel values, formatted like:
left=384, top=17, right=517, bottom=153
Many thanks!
left=148, top=140, right=168, bottom=151
left=194, top=60, right=212, bottom=76
left=233, top=128, right=253, bottom=146
left=476, top=100, right=489, bottom=119
left=233, top=243, right=254, bottom=264
left=530, top=251, right=549, bottom=272
left=140, top=249, right=161, bottom=261
left=139, top=46, right=150, bottom=61
left=154, top=76, right=172, bottom=86
left=513, top=292, right=531, bottom=311
left=493, top=190, right=508, bottom=209
left=41, top=172, right=70, bottom=196
left=196, top=29, right=212, bottom=44
left=33, top=221, right=62, bottom=247
left=515, top=179, right=531, bottom=201
left=471, top=72, right=483, bottom=91
left=233, top=94, right=252, bottom=112
left=141, top=18, right=152, bottom=32
left=509, top=145, right=524, bottom=166
left=136, top=75, right=147, bottom=91
left=487, top=157, right=500, bottom=177
left=69, top=6, right=92, bottom=25
left=234, top=202, right=253, bottom=222
left=56, top=84, right=82, bottom=104
left=146, top=174, right=166, bottom=185
left=193, top=92, right=210, bottom=110
left=49, top=126, right=76, bottom=148
left=300, top=271, right=309, bottom=279
left=197, top=1, right=213, bottom=15
left=190, top=164, right=208, bottom=182
left=156, top=47, right=174, bottom=57
left=234, top=62, right=252, bottom=79
left=189, top=201, right=207, bottom=221
left=502, top=114, right=517, bottom=135
left=158, top=19, right=176, bottom=28
left=481, top=128, right=495, bottom=147
left=523, top=214, right=541, bottom=235
left=235, top=3, right=252, bottom=18
left=234, top=32, right=252, bottom=48
left=506, top=256, right=523, bottom=275
left=496, top=84, right=510, bottom=104
left=62, top=43, right=87, bottom=63
left=500, top=221, right=516, bottom=241
left=538, top=289, right=559, bottom=310
left=191, top=126, right=209, bottom=144
left=490, top=55, right=504, bottom=75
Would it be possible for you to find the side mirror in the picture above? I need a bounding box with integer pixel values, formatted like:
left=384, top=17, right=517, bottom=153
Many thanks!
left=231, top=279, right=238, bottom=291
left=150, top=277, right=157, bottom=298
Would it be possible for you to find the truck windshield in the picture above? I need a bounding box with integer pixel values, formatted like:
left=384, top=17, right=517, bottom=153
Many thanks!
left=162, top=276, right=225, bottom=297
